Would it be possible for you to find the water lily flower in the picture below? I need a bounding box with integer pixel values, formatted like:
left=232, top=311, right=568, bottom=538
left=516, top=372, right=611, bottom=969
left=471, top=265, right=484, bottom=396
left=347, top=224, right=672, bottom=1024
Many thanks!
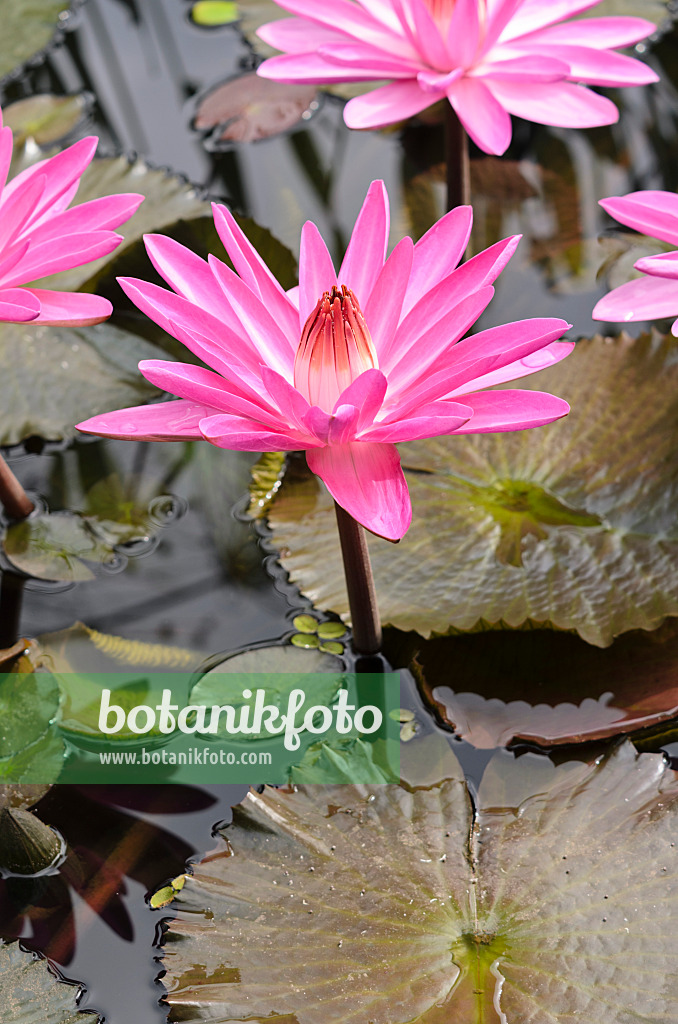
left=77, top=181, right=572, bottom=541
left=593, top=191, right=678, bottom=334
left=255, top=0, right=658, bottom=155
left=0, top=108, right=143, bottom=326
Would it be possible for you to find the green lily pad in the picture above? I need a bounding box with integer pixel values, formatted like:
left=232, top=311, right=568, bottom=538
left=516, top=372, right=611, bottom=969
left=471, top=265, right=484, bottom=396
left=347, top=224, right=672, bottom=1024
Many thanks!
left=163, top=740, right=678, bottom=1023
left=3, top=93, right=91, bottom=146
left=578, top=0, right=670, bottom=22
left=191, top=0, right=239, bottom=25
left=0, top=943, right=98, bottom=1024
left=4, top=513, right=119, bottom=582
left=289, top=735, right=395, bottom=784
left=0, top=727, right=66, bottom=785
left=268, top=333, right=678, bottom=646
left=189, top=643, right=345, bottom=741
left=0, top=671, right=60, bottom=756
left=0, top=783, right=52, bottom=811
left=0, top=0, right=75, bottom=83
left=0, top=320, right=162, bottom=446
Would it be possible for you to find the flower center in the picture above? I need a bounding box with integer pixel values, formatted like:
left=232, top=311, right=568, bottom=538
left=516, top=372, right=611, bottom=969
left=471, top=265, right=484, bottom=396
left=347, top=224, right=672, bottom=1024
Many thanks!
left=294, top=285, right=378, bottom=412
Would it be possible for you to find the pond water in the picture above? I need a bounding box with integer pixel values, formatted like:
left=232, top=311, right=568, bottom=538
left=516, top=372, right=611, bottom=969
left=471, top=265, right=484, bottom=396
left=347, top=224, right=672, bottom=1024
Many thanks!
left=1, top=1, right=678, bottom=1022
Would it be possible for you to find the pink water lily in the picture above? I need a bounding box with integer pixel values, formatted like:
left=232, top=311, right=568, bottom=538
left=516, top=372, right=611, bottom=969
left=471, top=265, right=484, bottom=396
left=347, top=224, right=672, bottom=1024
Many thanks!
left=256, top=0, right=658, bottom=155
left=77, top=181, right=572, bottom=540
left=0, top=109, right=143, bottom=326
left=593, top=191, right=678, bottom=334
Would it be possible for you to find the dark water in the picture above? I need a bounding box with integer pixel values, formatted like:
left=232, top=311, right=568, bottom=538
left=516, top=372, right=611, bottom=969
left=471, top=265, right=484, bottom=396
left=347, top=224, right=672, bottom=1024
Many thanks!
left=1, top=1, right=678, bottom=1022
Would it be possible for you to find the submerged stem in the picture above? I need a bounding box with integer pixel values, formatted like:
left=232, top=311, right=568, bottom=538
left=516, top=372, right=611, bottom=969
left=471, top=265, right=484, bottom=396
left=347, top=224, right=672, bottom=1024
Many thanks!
left=0, top=453, right=34, bottom=521
left=445, top=105, right=471, bottom=213
left=334, top=503, right=382, bottom=656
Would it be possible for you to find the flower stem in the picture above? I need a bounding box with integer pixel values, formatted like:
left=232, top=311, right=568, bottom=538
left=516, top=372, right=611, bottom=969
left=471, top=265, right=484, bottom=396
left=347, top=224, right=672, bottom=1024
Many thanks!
left=334, top=502, right=382, bottom=656
left=445, top=105, right=470, bottom=212
left=0, top=453, right=33, bottom=521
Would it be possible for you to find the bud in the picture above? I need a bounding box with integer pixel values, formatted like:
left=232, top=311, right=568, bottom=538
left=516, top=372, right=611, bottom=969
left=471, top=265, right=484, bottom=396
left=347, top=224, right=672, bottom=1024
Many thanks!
left=294, top=285, right=378, bottom=412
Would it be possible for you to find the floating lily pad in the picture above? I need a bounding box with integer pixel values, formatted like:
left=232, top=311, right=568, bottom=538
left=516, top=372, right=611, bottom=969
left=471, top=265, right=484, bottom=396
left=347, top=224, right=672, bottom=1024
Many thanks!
left=163, top=740, right=678, bottom=1023
left=0, top=671, right=60, bottom=756
left=0, top=943, right=98, bottom=1023
left=0, top=1, right=76, bottom=83
left=190, top=0, right=239, bottom=25
left=3, top=93, right=92, bottom=146
left=0, top=320, right=162, bottom=446
left=578, top=0, right=670, bottom=22
left=190, top=643, right=344, bottom=741
left=268, top=333, right=678, bottom=646
left=0, top=783, right=51, bottom=811
left=194, top=73, right=318, bottom=146
left=4, top=513, right=119, bottom=581
left=389, top=618, right=678, bottom=749
left=289, top=735, right=395, bottom=784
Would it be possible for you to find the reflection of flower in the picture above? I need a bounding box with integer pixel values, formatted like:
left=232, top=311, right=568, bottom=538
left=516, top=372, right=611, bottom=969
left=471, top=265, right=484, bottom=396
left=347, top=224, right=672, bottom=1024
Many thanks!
left=593, top=191, right=678, bottom=334
left=255, top=0, right=658, bottom=154
left=78, top=181, right=572, bottom=541
left=0, top=109, right=143, bottom=326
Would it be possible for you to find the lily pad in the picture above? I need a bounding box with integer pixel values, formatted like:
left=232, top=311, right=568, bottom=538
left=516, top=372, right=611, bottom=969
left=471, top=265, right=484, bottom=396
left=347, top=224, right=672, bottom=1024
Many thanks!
left=578, top=0, right=670, bottom=22
left=3, top=93, right=92, bottom=146
left=4, top=513, right=119, bottom=582
left=0, top=671, right=60, bottom=756
left=163, top=740, right=678, bottom=1023
left=247, top=451, right=286, bottom=518
left=0, top=320, right=162, bottom=446
left=0, top=943, right=98, bottom=1023
left=268, top=333, right=678, bottom=646
left=194, top=73, right=319, bottom=146
left=0, top=0, right=76, bottom=83
left=190, top=643, right=345, bottom=741
left=391, top=618, right=678, bottom=749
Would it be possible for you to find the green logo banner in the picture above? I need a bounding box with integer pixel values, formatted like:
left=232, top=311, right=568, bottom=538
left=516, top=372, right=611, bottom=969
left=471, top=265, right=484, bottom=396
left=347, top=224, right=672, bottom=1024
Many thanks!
left=0, top=670, right=401, bottom=784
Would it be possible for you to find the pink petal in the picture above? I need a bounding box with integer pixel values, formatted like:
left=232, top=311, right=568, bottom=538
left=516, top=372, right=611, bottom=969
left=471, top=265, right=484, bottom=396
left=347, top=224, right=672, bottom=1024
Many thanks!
left=451, top=389, right=570, bottom=433
left=1, top=231, right=122, bottom=286
left=306, top=441, right=411, bottom=540
left=447, top=76, right=513, bottom=156
left=0, top=287, right=40, bottom=322
left=500, top=0, right=602, bottom=41
left=481, top=0, right=526, bottom=51
left=261, top=366, right=321, bottom=441
left=363, top=237, right=413, bottom=354
left=384, top=263, right=497, bottom=372
left=338, top=180, right=389, bottom=305
left=486, top=79, right=619, bottom=128
left=599, top=192, right=678, bottom=246
left=386, top=286, right=496, bottom=392
left=2, top=137, right=98, bottom=225
left=592, top=276, right=678, bottom=323
left=402, top=0, right=449, bottom=69
left=138, top=360, right=284, bottom=427
left=403, top=206, right=473, bottom=316
left=0, top=125, right=13, bottom=195
left=476, top=55, right=570, bottom=83
left=344, top=80, right=440, bottom=130
left=634, top=252, right=678, bottom=279
left=299, top=221, right=337, bottom=324
left=515, top=14, right=657, bottom=48
left=117, top=277, right=264, bottom=377
left=257, top=16, right=350, bottom=53
left=208, top=254, right=296, bottom=376
left=319, top=42, right=424, bottom=76
left=199, top=413, right=316, bottom=451
left=446, top=0, right=481, bottom=67
left=77, top=400, right=213, bottom=441
left=211, top=204, right=299, bottom=338
left=0, top=173, right=47, bottom=251
left=333, top=368, right=388, bottom=432
left=22, top=289, right=113, bottom=326
left=144, top=234, right=237, bottom=319
left=515, top=44, right=657, bottom=87
left=267, top=0, right=418, bottom=58
left=24, top=193, right=143, bottom=244
left=449, top=340, right=574, bottom=393
left=259, top=52, right=395, bottom=82
left=361, top=400, right=473, bottom=442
